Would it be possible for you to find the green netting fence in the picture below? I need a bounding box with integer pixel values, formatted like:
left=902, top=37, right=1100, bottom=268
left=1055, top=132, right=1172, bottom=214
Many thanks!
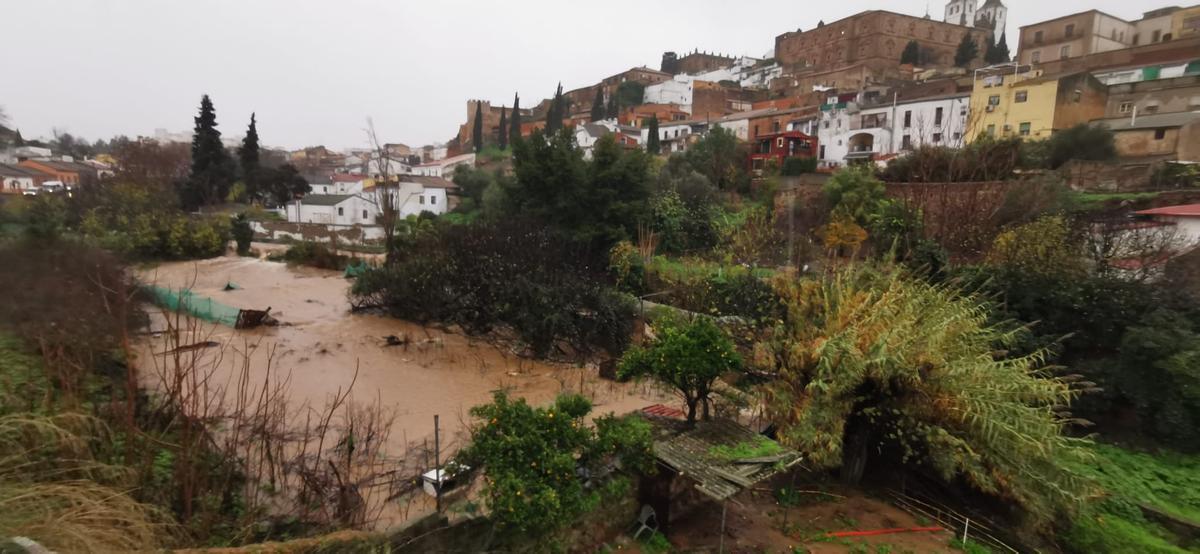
left=143, top=285, right=244, bottom=327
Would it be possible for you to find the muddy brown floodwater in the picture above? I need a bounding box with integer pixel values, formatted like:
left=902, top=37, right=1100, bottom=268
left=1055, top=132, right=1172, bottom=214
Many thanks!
left=134, top=255, right=669, bottom=526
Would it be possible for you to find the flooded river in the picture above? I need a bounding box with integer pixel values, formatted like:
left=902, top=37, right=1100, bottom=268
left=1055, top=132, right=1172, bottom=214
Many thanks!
left=134, top=255, right=667, bottom=524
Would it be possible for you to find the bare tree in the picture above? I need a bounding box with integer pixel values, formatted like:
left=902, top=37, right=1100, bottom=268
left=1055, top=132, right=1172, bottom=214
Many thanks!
left=1087, top=220, right=1191, bottom=283
left=366, top=118, right=400, bottom=264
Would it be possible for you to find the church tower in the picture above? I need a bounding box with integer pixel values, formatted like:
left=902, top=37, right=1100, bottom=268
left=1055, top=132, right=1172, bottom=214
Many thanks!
left=977, top=0, right=1008, bottom=44
left=943, top=0, right=978, bottom=27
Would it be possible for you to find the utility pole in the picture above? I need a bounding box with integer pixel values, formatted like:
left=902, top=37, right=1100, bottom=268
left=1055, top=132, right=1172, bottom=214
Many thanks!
left=434, top=414, right=442, bottom=513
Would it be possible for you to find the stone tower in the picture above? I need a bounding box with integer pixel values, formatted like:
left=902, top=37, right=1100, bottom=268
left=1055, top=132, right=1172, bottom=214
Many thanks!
left=943, top=0, right=977, bottom=27
left=976, top=0, right=1007, bottom=44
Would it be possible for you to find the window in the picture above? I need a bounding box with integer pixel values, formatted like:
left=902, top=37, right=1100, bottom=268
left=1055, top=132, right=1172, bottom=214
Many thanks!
left=1133, top=33, right=1140, bottom=45
left=1154, top=128, right=1167, bottom=140
left=904, top=110, right=912, bottom=128
left=953, top=132, right=962, bottom=141
left=1119, top=102, right=1133, bottom=114
left=1019, top=122, right=1031, bottom=136
left=419, top=195, right=425, bottom=205
left=1152, top=30, right=1161, bottom=43
left=1064, top=24, right=1075, bottom=38
left=933, top=133, right=943, bottom=143
left=362, top=210, right=368, bottom=219
left=1144, top=103, right=1160, bottom=114
left=1015, top=91, right=1028, bottom=103
left=337, top=207, right=344, bottom=216
left=934, top=107, right=944, bottom=126
left=1034, top=30, right=1044, bottom=44
left=1060, top=45, right=1071, bottom=59
left=986, top=124, right=996, bottom=136
left=988, top=95, right=1001, bottom=106
left=902, top=135, right=912, bottom=150
left=431, top=196, right=437, bottom=205
left=1031, top=50, right=1041, bottom=63
left=820, top=145, right=827, bottom=159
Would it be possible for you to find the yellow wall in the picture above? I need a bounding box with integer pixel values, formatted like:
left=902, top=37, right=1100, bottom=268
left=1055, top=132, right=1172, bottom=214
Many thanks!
left=967, top=72, right=1059, bottom=142
left=1173, top=6, right=1200, bottom=39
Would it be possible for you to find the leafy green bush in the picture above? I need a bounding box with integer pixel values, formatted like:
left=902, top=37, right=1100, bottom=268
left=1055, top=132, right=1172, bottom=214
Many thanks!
left=352, top=221, right=635, bottom=358
left=644, top=257, right=782, bottom=325
left=76, top=183, right=230, bottom=259
left=231, top=213, right=254, bottom=256
left=458, top=392, right=652, bottom=541
left=781, top=157, right=818, bottom=176
left=276, top=241, right=349, bottom=270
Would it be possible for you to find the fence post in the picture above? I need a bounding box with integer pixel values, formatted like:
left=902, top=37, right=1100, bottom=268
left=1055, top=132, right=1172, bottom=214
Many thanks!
left=962, top=517, right=970, bottom=544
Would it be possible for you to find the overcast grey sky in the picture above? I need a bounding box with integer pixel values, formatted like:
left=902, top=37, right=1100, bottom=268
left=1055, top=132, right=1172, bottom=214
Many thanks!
left=1, top=0, right=1158, bottom=150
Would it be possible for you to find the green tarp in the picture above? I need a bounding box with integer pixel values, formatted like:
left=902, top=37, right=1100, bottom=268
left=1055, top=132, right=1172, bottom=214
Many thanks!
left=144, top=285, right=244, bottom=327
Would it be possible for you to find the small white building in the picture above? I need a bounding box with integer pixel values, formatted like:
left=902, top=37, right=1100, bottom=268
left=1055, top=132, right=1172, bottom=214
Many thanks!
left=0, top=164, right=38, bottom=194
left=1135, top=204, right=1200, bottom=245
left=410, top=153, right=475, bottom=177
left=371, top=176, right=455, bottom=218
left=643, top=79, right=695, bottom=111
left=331, top=173, right=366, bottom=195
left=307, top=175, right=335, bottom=194
left=286, top=194, right=377, bottom=225
left=575, top=123, right=611, bottom=159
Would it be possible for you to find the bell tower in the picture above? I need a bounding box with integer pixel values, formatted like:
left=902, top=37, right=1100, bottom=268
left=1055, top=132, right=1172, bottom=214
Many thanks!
left=943, top=0, right=977, bottom=27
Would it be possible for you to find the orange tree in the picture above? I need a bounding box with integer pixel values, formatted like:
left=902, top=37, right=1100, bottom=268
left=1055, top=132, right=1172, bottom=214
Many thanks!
left=619, top=316, right=743, bottom=425
left=458, top=392, right=652, bottom=542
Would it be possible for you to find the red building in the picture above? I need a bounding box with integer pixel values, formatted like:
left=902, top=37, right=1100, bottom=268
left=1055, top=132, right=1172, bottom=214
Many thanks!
left=749, top=131, right=818, bottom=173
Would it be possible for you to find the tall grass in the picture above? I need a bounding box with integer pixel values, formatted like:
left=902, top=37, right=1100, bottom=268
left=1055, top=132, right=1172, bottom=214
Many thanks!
left=0, top=413, right=174, bottom=552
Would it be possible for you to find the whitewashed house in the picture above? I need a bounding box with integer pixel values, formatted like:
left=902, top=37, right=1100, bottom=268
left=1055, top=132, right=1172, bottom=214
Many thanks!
left=575, top=123, right=610, bottom=159
left=286, top=194, right=377, bottom=225
left=410, top=153, right=475, bottom=177
left=371, top=175, right=456, bottom=218
left=331, top=173, right=366, bottom=194
left=307, top=175, right=335, bottom=194
left=817, top=92, right=971, bottom=168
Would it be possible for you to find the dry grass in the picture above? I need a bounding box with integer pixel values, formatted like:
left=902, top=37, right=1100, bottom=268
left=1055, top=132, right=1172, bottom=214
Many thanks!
left=0, top=413, right=176, bottom=552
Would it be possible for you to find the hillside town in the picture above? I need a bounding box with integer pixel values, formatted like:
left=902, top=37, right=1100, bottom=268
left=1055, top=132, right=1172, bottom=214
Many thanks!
left=4, top=1, right=1200, bottom=553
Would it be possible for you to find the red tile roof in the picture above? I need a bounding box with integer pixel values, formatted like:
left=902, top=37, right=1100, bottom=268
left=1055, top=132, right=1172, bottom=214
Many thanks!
left=1136, top=204, right=1200, bottom=217
left=331, top=173, right=365, bottom=182
left=641, top=404, right=686, bottom=420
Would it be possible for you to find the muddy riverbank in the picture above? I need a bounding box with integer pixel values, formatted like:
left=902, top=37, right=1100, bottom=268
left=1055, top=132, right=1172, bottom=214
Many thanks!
left=133, top=255, right=668, bottom=526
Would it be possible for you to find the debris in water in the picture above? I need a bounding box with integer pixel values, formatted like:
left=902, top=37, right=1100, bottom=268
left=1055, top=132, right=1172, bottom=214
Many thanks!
left=157, top=341, right=221, bottom=356
left=223, top=281, right=240, bottom=291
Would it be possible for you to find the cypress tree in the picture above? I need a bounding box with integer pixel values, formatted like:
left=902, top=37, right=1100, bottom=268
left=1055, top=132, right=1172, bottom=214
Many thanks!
left=546, top=83, right=564, bottom=134
left=955, top=34, right=979, bottom=68
left=472, top=101, right=485, bottom=153
left=900, top=40, right=921, bottom=65
left=606, top=93, right=619, bottom=120
left=185, top=94, right=234, bottom=209
left=510, top=94, right=523, bottom=146
left=239, top=112, right=261, bottom=199
left=647, top=116, right=661, bottom=154
left=985, top=32, right=1011, bottom=65
left=590, top=88, right=605, bottom=121
left=498, top=106, right=508, bottom=150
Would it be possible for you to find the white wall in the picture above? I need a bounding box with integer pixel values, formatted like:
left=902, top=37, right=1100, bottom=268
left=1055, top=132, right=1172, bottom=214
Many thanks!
left=891, top=95, right=971, bottom=152
left=643, top=79, right=693, bottom=110
left=288, top=195, right=377, bottom=226
left=1, top=176, right=35, bottom=193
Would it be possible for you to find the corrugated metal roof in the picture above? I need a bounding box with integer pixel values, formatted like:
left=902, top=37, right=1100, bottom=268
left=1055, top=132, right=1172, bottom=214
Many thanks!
left=297, top=194, right=355, bottom=206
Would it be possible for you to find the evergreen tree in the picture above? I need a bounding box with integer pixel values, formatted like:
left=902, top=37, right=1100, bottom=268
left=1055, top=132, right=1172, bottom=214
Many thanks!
left=985, top=32, right=1011, bottom=65
left=590, top=88, right=605, bottom=121
left=238, top=112, right=261, bottom=200
left=900, top=40, right=921, bottom=65
left=606, top=92, right=619, bottom=120
left=510, top=94, right=523, bottom=146
left=472, top=101, right=485, bottom=153
left=647, top=116, right=661, bottom=155
left=498, top=106, right=508, bottom=150
left=955, top=34, right=980, bottom=68
left=184, top=94, right=235, bottom=209
left=546, top=83, right=564, bottom=134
